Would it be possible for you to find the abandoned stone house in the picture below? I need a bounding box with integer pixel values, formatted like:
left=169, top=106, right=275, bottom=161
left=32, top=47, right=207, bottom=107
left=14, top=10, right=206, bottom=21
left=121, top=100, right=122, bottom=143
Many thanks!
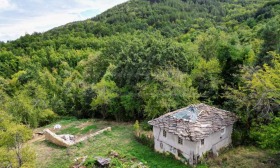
left=148, top=103, right=237, bottom=164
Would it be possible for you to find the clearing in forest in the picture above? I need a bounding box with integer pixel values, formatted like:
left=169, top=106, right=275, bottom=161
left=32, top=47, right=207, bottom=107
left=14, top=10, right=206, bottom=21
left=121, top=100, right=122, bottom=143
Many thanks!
left=29, top=118, right=279, bottom=168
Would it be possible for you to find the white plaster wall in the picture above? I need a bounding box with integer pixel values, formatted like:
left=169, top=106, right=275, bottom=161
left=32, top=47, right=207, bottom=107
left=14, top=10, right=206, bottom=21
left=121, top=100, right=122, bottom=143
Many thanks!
left=153, top=126, right=198, bottom=159
left=197, top=125, right=233, bottom=156
left=152, top=125, right=234, bottom=159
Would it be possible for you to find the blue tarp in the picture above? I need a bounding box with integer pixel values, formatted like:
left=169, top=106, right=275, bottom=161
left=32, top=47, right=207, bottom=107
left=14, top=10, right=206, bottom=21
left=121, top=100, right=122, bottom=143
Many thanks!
left=172, top=106, right=199, bottom=122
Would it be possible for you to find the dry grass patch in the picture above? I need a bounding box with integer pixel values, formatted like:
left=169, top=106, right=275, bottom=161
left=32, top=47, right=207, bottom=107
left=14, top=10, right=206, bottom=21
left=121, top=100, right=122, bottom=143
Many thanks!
left=206, top=146, right=279, bottom=168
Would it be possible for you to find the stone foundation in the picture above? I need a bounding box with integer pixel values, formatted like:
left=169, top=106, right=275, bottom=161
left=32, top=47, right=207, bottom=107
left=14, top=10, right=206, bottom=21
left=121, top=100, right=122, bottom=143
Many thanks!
left=44, top=127, right=112, bottom=147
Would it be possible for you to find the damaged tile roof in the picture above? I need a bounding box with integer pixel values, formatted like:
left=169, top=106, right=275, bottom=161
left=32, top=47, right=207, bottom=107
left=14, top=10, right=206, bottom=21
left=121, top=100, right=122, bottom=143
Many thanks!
left=148, top=103, right=237, bottom=141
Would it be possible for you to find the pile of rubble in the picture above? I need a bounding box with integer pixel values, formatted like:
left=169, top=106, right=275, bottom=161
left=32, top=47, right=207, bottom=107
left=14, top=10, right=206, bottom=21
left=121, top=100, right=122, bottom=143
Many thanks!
left=44, top=129, right=76, bottom=147
left=70, top=151, right=148, bottom=168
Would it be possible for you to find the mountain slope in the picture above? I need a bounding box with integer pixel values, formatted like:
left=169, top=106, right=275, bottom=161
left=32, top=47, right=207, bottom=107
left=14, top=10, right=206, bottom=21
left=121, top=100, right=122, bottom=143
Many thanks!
left=0, top=1, right=279, bottom=159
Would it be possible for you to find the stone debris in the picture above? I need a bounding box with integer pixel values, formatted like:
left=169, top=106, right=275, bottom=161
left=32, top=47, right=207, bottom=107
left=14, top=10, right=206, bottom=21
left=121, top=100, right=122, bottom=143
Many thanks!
left=59, top=134, right=75, bottom=142
left=69, top=150, right=148, bottom=168
left=54, top=124, right=62, bottom=130
left=109, top=150, right=119, bottom=158
left=131, top=162, right=148, bottom=168
left=44, top=129, right=75, bottom=147
left=44, top=127, right=111, bottom=147
left=95, top=157, right=111, bottom=167
left=71, top=156, right=87, bottom=168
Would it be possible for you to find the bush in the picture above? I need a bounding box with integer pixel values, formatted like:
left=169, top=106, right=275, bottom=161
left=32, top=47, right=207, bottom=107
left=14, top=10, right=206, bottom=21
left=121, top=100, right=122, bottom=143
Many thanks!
left=83, top=158, right=96, bottom=167
left=231, top=128, right=245, bottom=146
left=133, top=120, right=154, bottom=148
left=250, top=117, right=280, bottom=150
left=140, top=119, right=153, bottom=131
left=135, top=133, right=154, bottom=148
left=133, top=120, right=140, bottom=132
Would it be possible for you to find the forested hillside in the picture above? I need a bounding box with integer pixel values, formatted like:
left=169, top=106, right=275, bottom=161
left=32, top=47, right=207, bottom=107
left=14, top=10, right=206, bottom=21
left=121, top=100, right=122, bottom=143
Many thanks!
left=0, top=0, right=280, bottom=167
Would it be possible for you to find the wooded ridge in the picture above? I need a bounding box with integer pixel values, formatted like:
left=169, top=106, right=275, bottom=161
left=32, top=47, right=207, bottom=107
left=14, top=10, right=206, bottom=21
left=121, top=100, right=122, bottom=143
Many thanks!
left=0, top=0, right=279, bottom=167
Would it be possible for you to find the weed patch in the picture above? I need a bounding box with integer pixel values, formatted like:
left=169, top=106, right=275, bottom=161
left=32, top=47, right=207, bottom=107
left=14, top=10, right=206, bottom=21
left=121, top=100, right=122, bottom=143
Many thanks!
left=80, top=125, right=98, bottom=134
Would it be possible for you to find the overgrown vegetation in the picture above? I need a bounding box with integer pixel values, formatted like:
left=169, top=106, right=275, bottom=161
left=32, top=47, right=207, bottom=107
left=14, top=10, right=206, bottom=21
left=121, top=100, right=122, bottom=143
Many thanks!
left=133, top=120, right=154, bottom=148
left=0, top=0, right=280, bottom=167
left=251, top=117, right=280, bottom=150
left=205, top=146, right=280, bottom=168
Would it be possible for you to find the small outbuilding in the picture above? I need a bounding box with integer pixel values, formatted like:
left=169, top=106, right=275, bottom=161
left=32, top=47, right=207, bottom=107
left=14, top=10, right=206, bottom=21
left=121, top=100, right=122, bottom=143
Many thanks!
left=148, top=103, right=237, bottom=165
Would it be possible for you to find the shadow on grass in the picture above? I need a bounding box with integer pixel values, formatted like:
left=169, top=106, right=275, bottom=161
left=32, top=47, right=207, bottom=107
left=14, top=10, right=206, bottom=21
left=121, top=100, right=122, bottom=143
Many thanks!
left=44, top=141, right=67, bottom=149
left=266, top=152, right=280, bottom=167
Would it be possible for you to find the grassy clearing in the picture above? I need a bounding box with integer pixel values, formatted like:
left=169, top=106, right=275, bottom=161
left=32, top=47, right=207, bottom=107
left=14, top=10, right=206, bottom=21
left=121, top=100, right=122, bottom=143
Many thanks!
left=31, top=119, right=187, bottom=168
left=30, top=119, right=279, bottom=168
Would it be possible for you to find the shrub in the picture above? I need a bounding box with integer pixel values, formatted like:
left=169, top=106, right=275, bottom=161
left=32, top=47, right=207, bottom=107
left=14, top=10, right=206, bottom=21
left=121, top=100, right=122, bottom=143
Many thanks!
left=250, top=117, right=280, bottom=150
left=135, top=133, right=154, bottom=149
left=133, top=120, right=140, bottom=132
left=83, top=158, right=96, bottom=167
left=140, top=119, right=153, bottom=131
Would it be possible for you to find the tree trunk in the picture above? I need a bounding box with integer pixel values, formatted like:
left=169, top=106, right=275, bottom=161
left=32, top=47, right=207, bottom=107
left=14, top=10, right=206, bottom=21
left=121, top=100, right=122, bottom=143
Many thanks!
left=15, top=134, right=23, bottom=167
left=102, top=105, right=107, bottom=119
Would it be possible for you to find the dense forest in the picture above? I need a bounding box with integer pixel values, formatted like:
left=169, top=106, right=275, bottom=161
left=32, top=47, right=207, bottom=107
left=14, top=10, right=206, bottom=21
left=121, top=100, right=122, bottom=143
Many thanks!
left=0, top=0, right=279, bottom=167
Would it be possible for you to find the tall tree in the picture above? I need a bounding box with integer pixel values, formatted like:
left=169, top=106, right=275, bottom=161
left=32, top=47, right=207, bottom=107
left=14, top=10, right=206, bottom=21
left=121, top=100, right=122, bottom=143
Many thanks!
left=257, top=16, right=280, bottom=65
left=0, top=111, right=35, bottom=168
left=91, top=65, right=119, bottom=119
left=224, top=52, right=280, bottom=143
left=139, top=67, right=199, bottom=118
